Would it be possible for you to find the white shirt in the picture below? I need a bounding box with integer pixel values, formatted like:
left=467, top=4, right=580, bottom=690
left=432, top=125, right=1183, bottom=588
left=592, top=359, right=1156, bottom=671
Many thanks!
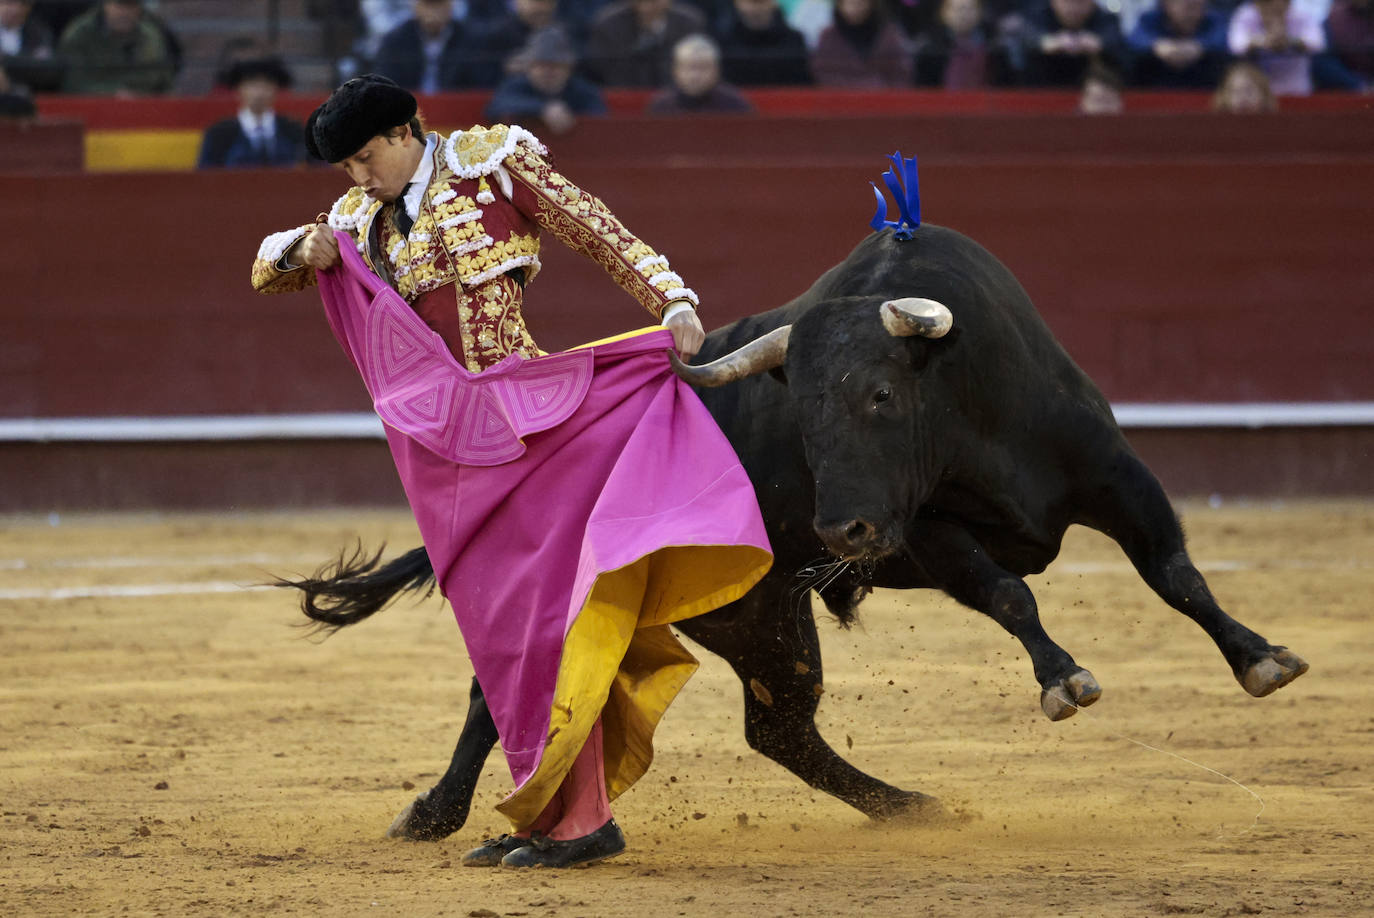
left=237, top=109, right=276, bottom=149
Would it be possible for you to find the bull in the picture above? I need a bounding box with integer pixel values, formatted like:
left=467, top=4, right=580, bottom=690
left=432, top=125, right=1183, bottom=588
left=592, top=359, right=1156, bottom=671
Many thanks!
left=284, top=204, right=1307, bottom=840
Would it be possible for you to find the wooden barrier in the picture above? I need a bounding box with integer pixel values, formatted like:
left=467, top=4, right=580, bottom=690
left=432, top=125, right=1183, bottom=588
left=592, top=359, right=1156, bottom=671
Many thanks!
left=30, top=88, right=1374, bottom=171
left=2, top=112, right=1371, bottom=508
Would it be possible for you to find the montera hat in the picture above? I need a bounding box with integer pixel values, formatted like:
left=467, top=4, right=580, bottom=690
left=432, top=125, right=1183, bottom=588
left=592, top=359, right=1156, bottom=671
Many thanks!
left=305, top=74, right=418, bottom=163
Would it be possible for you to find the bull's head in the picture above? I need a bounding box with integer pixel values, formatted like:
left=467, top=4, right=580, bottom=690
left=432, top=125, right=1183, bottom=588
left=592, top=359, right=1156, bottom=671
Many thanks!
left=672, top=297, right=954, bottom=561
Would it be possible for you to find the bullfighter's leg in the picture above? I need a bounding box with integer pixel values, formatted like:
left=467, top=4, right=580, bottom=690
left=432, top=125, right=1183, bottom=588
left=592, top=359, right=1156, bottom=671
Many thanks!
left=1082, top=456, right=1308, bottom=696
left=678, top=582, right=940, bottom=821
left=387, top=676, right=499, bottom=840
left=905, top=519, right=1102, bottom=721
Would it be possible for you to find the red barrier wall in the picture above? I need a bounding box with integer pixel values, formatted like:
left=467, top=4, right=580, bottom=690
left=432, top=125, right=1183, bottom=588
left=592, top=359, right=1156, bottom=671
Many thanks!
left=3, top=112, right=1372, bottom=508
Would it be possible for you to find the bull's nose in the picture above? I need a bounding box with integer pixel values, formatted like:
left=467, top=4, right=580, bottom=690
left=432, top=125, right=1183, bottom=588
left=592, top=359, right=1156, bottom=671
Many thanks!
left=817, top=518, right=878, bottom=559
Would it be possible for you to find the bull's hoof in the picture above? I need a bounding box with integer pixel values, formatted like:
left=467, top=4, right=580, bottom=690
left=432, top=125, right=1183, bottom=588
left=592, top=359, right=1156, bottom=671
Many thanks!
left=386, top=790, right=428, bottom=839
left=870, top=790, right=943, bottom=823
left=1241, top=648, right=1309, bottom=698
left=1039, top=669, right=1102, bottom=721
left=386, top=789, right=465, bottom=841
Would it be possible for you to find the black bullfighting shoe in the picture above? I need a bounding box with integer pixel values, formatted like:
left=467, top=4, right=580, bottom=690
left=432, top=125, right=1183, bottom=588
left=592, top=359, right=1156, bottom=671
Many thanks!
left=460, top=834, right=530, bottom=867
left=499, top=819, right=626, bottom=868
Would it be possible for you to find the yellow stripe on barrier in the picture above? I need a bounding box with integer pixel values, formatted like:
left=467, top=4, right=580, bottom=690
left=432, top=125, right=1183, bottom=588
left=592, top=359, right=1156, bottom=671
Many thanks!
left=85, top=129, right=202, bottom=172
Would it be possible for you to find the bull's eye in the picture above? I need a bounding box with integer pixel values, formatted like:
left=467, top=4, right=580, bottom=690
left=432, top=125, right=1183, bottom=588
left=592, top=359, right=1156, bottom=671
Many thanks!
left=873, top=388, right=892, bottom=405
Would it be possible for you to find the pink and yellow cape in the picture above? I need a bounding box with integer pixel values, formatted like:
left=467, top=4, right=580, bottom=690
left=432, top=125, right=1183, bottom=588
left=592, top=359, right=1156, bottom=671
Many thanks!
left=318, top=234, right=772, bottom=827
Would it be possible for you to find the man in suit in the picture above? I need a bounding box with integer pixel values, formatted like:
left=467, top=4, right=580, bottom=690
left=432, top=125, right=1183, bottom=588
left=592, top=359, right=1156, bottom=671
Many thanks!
left=197, top=57, right=308, bottom=169
left=583, top=0, right=707, bottom=86
left=372, top=0, right=482, bottom=92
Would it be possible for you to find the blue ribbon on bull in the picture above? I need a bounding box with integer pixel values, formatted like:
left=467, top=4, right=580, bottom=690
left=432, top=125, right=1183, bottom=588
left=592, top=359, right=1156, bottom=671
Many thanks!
left=869, top=152, right=922, bottom=240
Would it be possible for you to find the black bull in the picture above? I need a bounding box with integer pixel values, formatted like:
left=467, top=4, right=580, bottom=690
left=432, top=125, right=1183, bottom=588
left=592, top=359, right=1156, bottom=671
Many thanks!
left=284, top=224, right=1308, bottom=839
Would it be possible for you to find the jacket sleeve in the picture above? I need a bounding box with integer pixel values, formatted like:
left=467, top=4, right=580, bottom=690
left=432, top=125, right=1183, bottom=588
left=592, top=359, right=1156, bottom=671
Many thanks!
left=502, top=144, right=698, bottom=320
left=250, top=225, right=320, bottom=294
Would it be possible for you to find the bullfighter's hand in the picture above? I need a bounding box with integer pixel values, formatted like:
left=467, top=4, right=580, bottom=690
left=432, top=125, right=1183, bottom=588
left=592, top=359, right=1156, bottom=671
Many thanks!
left=665, top=307, right=705, bottom=360
left=289, top=223, right=341, bottom=271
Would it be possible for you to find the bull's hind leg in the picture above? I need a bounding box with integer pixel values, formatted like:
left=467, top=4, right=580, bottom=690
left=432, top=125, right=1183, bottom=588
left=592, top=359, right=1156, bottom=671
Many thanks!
left=678, top=586, right=938, bottom=821
left=387, top=677, right=499, bottom=840
left=907, top=519, right=1101, bottom=721
left=1084, top=456, right=1308, bottom=696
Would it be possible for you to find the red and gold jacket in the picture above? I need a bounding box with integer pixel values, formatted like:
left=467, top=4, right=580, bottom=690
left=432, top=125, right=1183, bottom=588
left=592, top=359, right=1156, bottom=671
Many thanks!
left=250, top=125, right=697, bottom=372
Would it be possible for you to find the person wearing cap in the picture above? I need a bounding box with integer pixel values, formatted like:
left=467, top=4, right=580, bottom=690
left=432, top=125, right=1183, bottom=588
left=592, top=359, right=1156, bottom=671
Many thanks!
left=197, top=57, right=307, bottom=169
left=251, top=75, right=771, bottom=869
left=484, top=26, right=605, bottom=134
left=56, top=0, right=175, bottom=96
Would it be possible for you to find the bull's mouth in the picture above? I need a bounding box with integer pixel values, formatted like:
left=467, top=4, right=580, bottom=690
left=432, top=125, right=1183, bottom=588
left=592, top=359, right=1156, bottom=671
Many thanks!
left=815, top=519, right=903, bottom=563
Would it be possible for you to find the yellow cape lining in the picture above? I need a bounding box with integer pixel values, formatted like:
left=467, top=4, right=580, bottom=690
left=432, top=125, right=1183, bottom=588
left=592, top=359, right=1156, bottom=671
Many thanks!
left=495, top=543, right=772, bottom=828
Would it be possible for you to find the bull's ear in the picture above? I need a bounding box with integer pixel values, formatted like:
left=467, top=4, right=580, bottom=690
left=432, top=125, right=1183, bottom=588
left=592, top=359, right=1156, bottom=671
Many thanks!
left=769, top=365, right=788, bottom=386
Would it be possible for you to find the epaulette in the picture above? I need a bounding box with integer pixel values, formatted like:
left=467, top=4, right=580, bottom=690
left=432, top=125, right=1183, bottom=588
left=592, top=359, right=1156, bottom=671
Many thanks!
left=444, top=124, right=548, bottom=181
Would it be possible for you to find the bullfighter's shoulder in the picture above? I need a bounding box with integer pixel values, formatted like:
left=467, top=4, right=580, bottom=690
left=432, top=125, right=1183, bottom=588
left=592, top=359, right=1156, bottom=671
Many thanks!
left=443, top=124, right=549, bottom=179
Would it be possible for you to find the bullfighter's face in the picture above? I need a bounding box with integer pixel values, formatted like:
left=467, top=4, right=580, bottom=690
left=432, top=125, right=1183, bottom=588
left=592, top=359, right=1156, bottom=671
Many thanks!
left=336, top=125, right=422, bottom=203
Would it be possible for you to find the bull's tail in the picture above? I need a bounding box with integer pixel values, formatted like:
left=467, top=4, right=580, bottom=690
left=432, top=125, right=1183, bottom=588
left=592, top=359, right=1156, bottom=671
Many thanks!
left=273, top=543, right=437, bottom=634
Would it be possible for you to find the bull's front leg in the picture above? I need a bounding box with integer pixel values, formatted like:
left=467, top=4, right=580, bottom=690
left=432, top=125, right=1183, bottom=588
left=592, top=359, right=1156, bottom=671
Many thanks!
left=680, top=586, right=941, bottom=821
left=1083, top=457, right=1308, bottom=697
left=387, top=676, right=499, bottom=840
left=907, top=519, right=1101, bottom=721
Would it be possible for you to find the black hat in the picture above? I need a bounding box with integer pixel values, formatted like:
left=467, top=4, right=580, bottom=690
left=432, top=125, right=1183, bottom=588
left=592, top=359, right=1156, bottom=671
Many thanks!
left=225, top=56, right=293, bottom=89
left=305, top=74, right=418, bottom=164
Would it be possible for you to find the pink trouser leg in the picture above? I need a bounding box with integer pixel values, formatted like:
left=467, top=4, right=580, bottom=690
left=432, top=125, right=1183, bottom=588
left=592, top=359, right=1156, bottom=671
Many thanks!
left=533, top=717, right=611, bottom=841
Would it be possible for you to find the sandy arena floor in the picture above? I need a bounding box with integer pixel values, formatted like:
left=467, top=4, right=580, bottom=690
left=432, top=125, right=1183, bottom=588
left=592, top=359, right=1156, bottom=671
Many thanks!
left=1, top=500, right=1371, bottom=917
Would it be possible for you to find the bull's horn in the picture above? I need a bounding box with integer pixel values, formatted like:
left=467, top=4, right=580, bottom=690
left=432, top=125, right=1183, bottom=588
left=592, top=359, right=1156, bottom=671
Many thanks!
left=881, top=298, right=953, bottom=339
left=668, top=325, right=791, bottom=387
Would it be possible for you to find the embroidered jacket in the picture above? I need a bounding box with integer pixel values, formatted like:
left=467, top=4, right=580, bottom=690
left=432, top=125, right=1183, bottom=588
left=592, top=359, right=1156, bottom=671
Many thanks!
left=250, top=124, right=697, bottom=371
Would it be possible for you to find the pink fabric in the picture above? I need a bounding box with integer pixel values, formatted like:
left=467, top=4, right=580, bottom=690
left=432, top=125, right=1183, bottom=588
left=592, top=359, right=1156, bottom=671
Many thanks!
left=316, top=237, right=771, bottom=791
left=318, top=233, right=592, bottom=466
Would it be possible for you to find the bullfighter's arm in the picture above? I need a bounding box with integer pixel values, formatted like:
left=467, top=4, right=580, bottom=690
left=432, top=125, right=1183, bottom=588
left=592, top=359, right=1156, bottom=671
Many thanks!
left=501, top=146, right=698, bottom=321
left=250, top=224, right=320, bottom=294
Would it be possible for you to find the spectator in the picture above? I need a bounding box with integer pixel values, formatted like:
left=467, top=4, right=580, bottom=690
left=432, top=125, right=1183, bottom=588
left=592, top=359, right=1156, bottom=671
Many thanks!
left=197, top=57, right=308, bottom=169
left=785, top=0, right=835, bottom=46
left=583, top=0, right=706, bottom=86
left=1017, top=0, right=1125, bottom=87
left=1, top=0, right=60, bottom=92
left=358, top=0, right=510, bottom=52
left=373, top=0, right=482, bottom=91
left=811, top=0, right=913, bottom=86
left=1128, top=0, right=1230, bottom=87
left=646, top=32, right=754, bottom=110
left=1212, top=57, right=1278, bottom=107
left=1228, top=0, right=1325, bottom=94
left=1079, top=59, right=1124, bottom=109
left=1325, top=0, right=1373, bottom=85
left=57, top=0, right=175, bottom=95
left=878, top=0, right=942, bottom=41
left=913, top=0, right=1015, bottom=86
left=717, top=0, right=813, bottom=84
left=486, top=26, right=606, bottom=133
left=472, top=0, right=566, bottom=87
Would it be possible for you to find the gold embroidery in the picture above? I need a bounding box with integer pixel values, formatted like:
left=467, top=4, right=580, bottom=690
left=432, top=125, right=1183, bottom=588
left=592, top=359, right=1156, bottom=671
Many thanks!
left=449, top=124, right=512, bottom=172
left=251, top=128, right=686, bottom=373
left=504, top=146, right=689, bottom=320
left=250, top=257, right=316, bottom=293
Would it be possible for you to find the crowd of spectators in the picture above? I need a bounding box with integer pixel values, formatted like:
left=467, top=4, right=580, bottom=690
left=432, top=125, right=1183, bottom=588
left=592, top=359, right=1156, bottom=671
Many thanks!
left=2, top=0, right=1371, bottom=136
left=332, top=0, right=1371, bottom=98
